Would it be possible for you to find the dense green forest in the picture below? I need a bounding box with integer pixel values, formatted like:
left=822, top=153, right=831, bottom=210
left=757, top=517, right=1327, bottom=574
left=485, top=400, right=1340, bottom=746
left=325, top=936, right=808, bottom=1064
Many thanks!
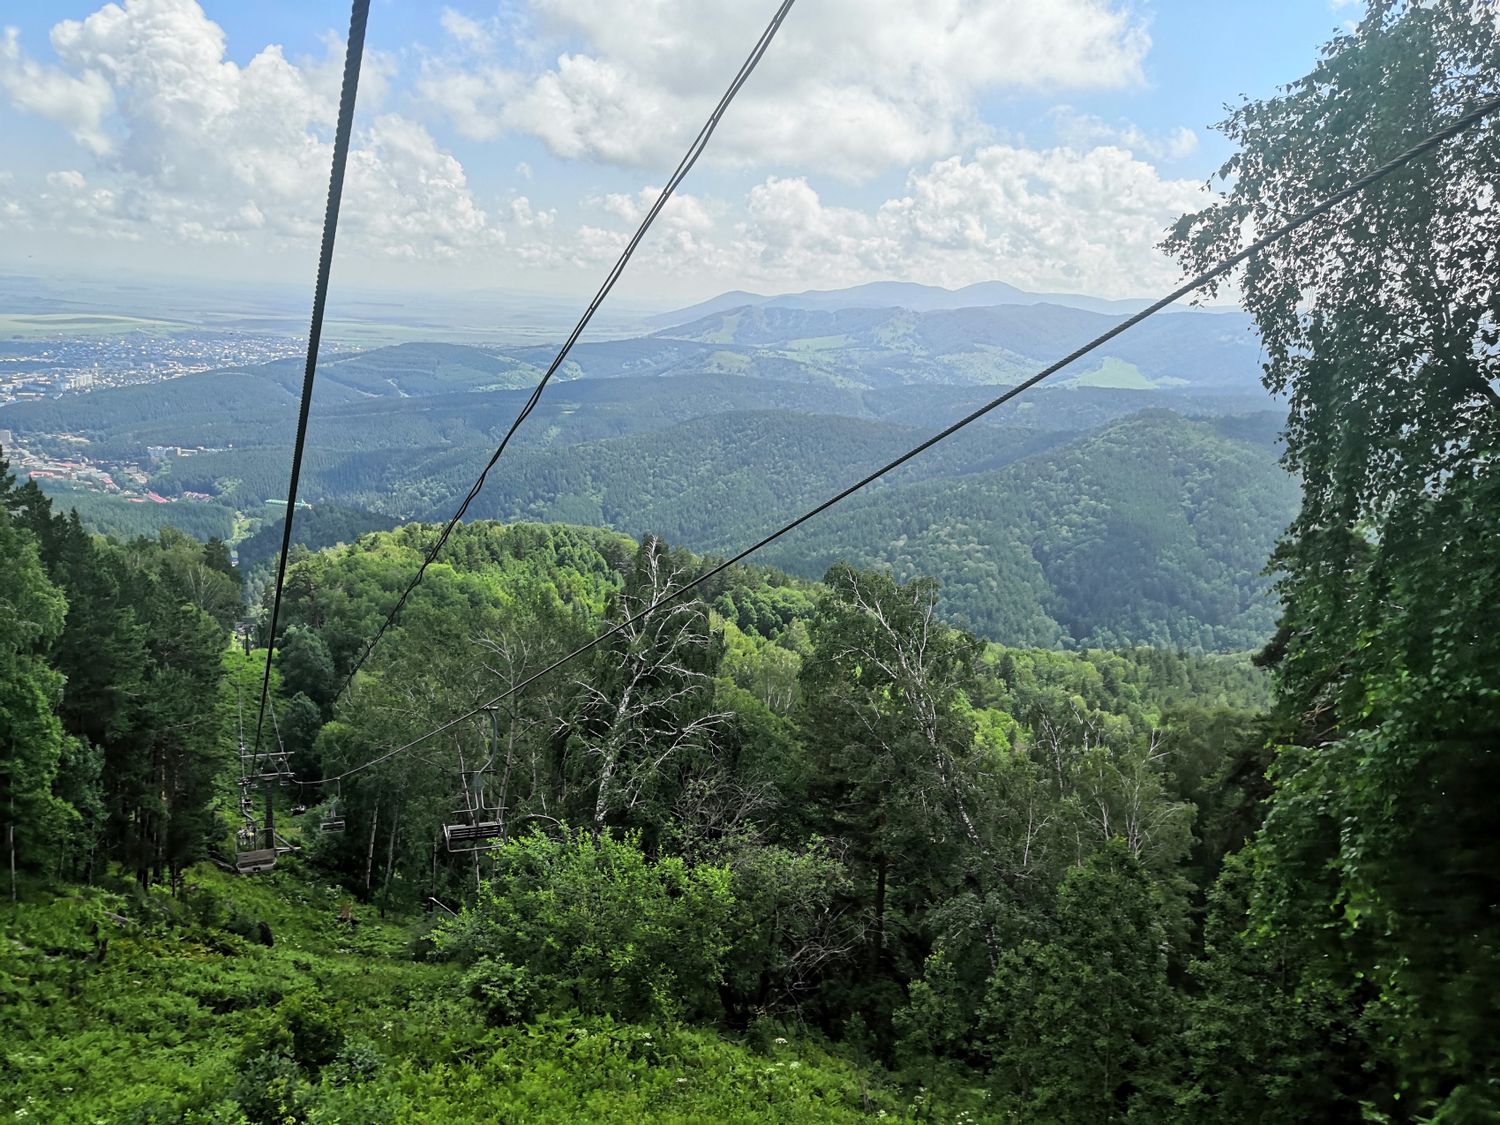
left=115, top=405, right=1289, bottom=655
left=235, top=505, right=400, bottom=574
left=2, top=4, right=1497, bottom=1121
left=6, top=485, right=1288, bottom=1121
left=758, top=411, right=1296, bottom=648
left=33, top=485, right=237, bottom=543
left=34, top=404, right=1295, bottom=651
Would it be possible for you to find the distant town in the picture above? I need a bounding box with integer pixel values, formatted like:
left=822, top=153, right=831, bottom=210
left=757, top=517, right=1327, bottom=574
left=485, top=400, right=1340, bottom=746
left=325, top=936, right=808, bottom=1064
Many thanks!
left=4, top=435, right=222, bottom=506
left=0, top=329, right=304, bottom=509
left=0, top=330, right=301, bottom=400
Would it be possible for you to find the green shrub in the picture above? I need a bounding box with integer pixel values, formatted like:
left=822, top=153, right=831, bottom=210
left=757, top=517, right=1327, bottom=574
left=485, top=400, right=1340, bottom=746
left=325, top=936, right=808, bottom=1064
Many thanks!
left=238, top=992, right=345, bottom=1078
left=435, top=828, right=734, bottom=1021
left=232, top=1050, right=308, bottom=1124
left=326, top=1037, right=382, bottom=1087
left=460, top=957, right=539, bottom=1026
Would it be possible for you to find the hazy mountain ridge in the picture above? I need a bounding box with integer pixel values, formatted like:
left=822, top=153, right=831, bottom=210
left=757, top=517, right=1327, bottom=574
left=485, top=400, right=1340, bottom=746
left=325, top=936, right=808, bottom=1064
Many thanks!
left=644, top=278, right=1162, bottom=326
left=654, top=301, right=1265, bottom=392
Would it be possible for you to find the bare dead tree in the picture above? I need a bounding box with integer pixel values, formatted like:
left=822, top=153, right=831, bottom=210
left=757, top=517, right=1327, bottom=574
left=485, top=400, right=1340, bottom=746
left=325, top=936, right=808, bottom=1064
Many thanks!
left=565, top=539, right=729, bottom=833
left=672, top=771, right=779, bottom=858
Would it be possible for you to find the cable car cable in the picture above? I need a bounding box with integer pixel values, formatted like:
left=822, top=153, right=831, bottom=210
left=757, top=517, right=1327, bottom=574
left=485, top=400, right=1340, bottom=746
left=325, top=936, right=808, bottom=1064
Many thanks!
left=251, top=0, right=371, bottom=754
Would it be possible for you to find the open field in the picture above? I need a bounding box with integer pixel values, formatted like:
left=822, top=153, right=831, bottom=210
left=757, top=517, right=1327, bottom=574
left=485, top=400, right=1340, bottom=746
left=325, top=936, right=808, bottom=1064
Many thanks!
left=0, top=313, right=187, bottom=337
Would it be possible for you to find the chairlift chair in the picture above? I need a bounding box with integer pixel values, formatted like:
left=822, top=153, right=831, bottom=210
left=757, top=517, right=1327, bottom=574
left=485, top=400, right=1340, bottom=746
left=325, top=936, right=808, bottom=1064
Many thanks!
left=228, top=698, right=287, bottom=874
left=442, top=817, right=505, bottom=852
left=234, top=819, right=278, bottom=874
left=320, top=781, right=346, bottom=833
left=234, top=847, right=278, bottom=874
left=442, top=733, right=505, bottom=852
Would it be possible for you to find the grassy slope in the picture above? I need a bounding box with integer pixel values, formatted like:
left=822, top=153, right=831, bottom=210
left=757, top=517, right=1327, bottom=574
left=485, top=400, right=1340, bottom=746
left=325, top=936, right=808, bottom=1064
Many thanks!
left=1, top=864, right=941, bottom=1124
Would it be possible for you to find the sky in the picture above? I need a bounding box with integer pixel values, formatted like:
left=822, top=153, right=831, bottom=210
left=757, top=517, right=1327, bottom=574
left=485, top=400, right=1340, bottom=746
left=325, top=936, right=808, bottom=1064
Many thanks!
left=0, top=0, right=1359, bottom=307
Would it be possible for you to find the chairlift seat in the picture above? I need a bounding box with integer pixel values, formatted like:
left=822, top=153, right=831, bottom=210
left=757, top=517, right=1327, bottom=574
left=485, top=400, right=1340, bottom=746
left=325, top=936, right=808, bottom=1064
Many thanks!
left=443, top=820, right=505, bottom=850
left=320, top=817, right=346, bottom=833
left=234, top=848, right=278, bottom=874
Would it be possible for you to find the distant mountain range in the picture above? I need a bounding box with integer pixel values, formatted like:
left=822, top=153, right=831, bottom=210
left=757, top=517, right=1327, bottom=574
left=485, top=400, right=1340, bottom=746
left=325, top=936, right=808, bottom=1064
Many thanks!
left=644, top=279, right=1201, bottom=327
left=5, top=278, right=1291, bottom=650
left=653, top=301, right=1266, bottom=393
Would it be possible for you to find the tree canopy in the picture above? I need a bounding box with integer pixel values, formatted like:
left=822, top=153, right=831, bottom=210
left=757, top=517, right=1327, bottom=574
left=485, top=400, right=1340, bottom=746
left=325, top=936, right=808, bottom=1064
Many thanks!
left=1165, top=0, right=1500, bottom=1111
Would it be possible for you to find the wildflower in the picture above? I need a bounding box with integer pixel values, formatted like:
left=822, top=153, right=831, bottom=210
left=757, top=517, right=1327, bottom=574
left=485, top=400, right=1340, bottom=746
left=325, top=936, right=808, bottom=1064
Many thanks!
left=773, top=1036, right=788, bottom=1045
left=676, top=1078, right=688, bottom=1085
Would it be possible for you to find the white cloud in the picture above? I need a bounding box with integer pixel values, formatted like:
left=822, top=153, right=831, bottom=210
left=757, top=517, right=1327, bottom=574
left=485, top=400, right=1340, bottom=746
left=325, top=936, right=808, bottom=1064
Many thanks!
left=716, top=144, right=1208, bottom=297
left=0, top=170, right=24, bottom=223
left=439, top=7, right=493, bottom=50
left=0, top=25, right=115, bottom=154
left=419, top=0, right=1150, bottom=180
left=574, top=185, right=722, bottom=272
left=0, top=0, right=500, bottom=259
left=598, top=187, right=715, bottom=234
left=46, top=169, right=88, bottom=190
left=560, top=144, right=1208, bottom=299
left=0, top=0, right=1204, bottom=299
left=1048, top=107, right=1198, bottom=161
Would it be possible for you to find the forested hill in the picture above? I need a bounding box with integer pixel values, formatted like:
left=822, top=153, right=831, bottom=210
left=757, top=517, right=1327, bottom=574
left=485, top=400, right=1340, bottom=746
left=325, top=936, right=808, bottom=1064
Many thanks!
left=430, top=409, right=1294, bottom=649
left=10, top=400, right=1296, bottom=651
left=4, top=490, right=1285, bottom=1120
left=761, top=411, right=1298, bottom=649
left=3, top=290, right=1287, bottom=661
left=7, top=320, right=1295, bottom=650
left=16, top=404, right=1294, bottom=656
left=211, top=407, right=1290, bottom=650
